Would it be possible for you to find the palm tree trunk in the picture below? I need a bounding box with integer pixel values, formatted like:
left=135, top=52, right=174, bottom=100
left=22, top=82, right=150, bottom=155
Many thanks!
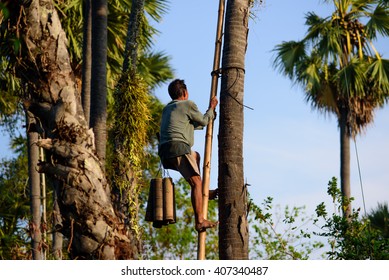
left=123, top=0, right=144, bottom=74
left=90, top=0, right=108, bottom=165
left=81, top=0, right=92, bottom=126
left=26, top=112, right=43, bottom=260
left=339, top=107, right=352, bottom=219
left=218, top=0, right=250, bottom=260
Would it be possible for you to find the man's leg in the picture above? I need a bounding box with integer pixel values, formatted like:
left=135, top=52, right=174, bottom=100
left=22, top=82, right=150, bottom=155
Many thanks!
left=191, top=151, right=218, bottom=200
left=186, top=174, right=218, bottom=232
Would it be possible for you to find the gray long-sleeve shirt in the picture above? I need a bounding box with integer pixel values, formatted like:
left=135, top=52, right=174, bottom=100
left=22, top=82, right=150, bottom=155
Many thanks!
left=158, top=99, right=214, bottom=160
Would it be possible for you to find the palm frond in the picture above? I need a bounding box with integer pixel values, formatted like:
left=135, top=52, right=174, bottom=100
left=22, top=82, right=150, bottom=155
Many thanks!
left=365, top=3, right=389, bottom=38
left=145, top=0, right=170, bottom=22
left=305, top=11, right=327, bottom=39
left=137, top=51, right=174, bottom=89
left=273, top=40, right=307, bottom=79
left=301, top=53, right=339, bottom=113
left=335, top=56, right=367, bottom=97
left=367, top=57, right=389, bottom=94
left=305, top=11, right=344, bottom=64
left=351, top=0, right=377, bottom=15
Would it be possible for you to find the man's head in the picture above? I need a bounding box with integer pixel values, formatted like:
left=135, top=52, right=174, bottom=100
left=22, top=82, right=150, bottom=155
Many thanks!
left=168, top=79, right=188, bottom=100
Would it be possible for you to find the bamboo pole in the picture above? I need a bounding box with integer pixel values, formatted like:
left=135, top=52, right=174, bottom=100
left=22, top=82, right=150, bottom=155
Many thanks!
left=197, top=0, right=225, bottom=260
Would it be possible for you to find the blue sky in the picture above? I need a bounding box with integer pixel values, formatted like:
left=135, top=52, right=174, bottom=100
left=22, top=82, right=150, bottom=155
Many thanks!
left=1, top=0, right=388, bottom=258
left=152, top=0, right=389, bottom=218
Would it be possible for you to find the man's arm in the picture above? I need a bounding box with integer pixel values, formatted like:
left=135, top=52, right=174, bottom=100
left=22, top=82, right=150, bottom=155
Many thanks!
left=189, top=99, right=217, bottom=128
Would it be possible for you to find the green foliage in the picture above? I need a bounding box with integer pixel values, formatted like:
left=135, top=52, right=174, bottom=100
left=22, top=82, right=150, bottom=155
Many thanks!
left=248, top=196, right=324, bottom=260
left=54, top=0, right=173, bottom=90
left=247, top=178, right=389, bottom=260
left=111, top=74, right=151, bottom=171
left=141, top=178, right=219, bottom=260
left=108, top=74, right=151, bottom=240
left=314, top=177, right=389, bottom=259
left=0, top=3, right=23, bottom=133
left=368, top=202, right=389, bottom=239
left=0, top=135, right=30, bottom=260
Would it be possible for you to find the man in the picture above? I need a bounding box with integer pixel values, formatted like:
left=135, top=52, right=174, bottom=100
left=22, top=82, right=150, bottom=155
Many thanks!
left=158, top=79, right=218, bottom=232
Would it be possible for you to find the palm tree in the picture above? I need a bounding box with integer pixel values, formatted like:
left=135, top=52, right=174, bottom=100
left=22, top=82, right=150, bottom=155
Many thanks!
left=218, top=0, right=251, bottom=260
left=273, top=0, right=389, bottom=218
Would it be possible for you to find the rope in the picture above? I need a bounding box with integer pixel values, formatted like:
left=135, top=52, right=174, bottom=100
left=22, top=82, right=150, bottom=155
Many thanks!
left=213, top=67, right=254, bottom=110
left=353, top=138, right=367, bottom=216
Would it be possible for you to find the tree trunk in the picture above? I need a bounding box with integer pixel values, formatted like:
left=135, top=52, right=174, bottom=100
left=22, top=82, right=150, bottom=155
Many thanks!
left=52, top=181, right=63, bottom=260
left=339, top=106, right=352, bottom=219
left=90, top=0, right=108, bottom=165
left=20, top=0, right=133, bottom=259
left=123, top=0, right=144, bottom=74
left=81, top=0, right=92, bottom=126
left=26, top=112, right=43, bottom=260
left=218, top=0, right=250, bottom=260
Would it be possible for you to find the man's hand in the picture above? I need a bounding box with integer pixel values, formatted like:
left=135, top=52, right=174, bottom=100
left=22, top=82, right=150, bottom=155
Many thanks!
left=210, top=96, right=218, bottom=109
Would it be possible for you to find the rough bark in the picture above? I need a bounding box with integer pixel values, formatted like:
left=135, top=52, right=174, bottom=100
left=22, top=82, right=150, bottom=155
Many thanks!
left=218, top=0, right=250, bottom=260
left=20, top=0, right=134, bottom=259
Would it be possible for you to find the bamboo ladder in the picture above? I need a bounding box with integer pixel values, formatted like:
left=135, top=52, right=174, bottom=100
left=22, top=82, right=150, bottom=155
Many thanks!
left=197, top=0, right=226, bottom=260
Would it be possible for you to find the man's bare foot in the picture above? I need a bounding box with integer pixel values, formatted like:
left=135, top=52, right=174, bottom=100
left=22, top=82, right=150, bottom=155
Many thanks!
left=209, top=189, right=218, bottom=200
left=195, top=220, right=219, bottom=232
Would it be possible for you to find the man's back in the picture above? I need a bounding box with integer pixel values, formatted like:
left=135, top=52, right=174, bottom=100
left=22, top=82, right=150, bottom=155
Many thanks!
left=160, top=99, right=213, bottom=148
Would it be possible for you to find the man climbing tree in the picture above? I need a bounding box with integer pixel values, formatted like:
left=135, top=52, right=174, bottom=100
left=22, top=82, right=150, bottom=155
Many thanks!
left=158, top=79, right=219, bottom=232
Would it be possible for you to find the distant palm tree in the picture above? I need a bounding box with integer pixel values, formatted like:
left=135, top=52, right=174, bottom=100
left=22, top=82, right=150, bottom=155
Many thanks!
left=273, top=0, right=389, bottom=218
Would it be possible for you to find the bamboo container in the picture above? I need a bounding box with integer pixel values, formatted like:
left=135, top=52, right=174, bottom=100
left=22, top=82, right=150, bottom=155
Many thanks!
left=163, top=177, right=176, bottom=224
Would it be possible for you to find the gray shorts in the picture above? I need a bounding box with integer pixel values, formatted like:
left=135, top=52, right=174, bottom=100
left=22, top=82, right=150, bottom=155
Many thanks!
left=162, top=152, right=200, bottom=180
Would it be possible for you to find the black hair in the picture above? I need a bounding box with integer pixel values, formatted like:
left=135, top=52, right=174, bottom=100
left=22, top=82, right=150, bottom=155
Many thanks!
left=168, top=79, right=187, bottom=100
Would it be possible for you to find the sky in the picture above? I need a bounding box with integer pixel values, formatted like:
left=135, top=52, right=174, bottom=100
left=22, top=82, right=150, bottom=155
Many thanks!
left=1, top=0, right=388, bottom=258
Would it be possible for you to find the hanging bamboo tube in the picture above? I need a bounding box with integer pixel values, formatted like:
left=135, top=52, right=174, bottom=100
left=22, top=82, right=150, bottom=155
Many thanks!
left=152, top=178, right=163, bottom=228
left=197, top=0, right=225, bottom=260
left=163, top=177, right=176, bottom=224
